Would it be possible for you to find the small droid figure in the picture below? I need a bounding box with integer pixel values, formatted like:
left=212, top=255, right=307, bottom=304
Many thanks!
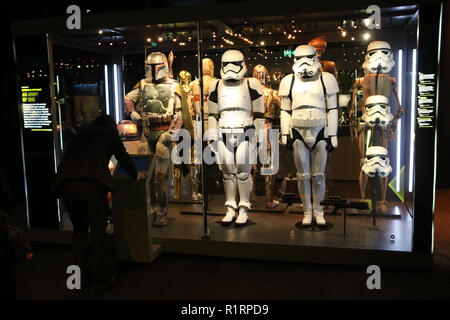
left=280, top=45, right=339, bottom=226
left=208, top=50, right=265, bottom=226
left=124, top=52, right=182, bottom=227
left=252, top=64, right=280, bottom=208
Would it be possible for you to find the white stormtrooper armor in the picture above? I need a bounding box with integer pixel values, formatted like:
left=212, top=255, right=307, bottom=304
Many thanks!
left=280, top=45, right=339, bottom=226
left=208, top=50, right=265, bottom=225
left=362, top=146, right=392, bottom=178
left=362, top=41, right=396, bottom=74
left=362, top=95, right=393, bottom=127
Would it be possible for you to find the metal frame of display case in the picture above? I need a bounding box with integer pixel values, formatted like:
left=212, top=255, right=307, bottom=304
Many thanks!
left=11, top=0, right=442, bottom=269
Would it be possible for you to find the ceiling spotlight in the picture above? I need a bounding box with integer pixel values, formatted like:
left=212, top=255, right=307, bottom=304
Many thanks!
left=147, top=38, right=151, bottom=42
left=363, top=33, right=370, bottom=40
left=98, top=30, right=103, bottom=34
left=341, top=31, right=347, bottom=37
left=260, top=41, right=265, bottom=45
left=173, top=38, right=177, bottom=42
left=351, top=37, right=355, bottom=41
left=158, top=36, right=163, bottom=42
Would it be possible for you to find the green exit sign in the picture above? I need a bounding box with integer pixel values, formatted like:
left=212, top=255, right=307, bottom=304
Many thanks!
left=284, top=49, right=293, bottom=57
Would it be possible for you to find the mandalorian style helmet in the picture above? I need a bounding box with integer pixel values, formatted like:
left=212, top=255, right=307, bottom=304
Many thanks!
left=145, top=52, right=169, bottom=81
left=292, top=45, right=322, bottom=78
left=308, top=37, right=327, bottom=58
left=362, top=95, right=393, bottom=127
left=362, top=146, right=392, bottom=177
left=202, top=58, right=214, bottom=77
left=362, top=41, right=396, bottom=74
left=220, top=50, right=247, bottom=81
left=252, top=64, right=270, bottom=86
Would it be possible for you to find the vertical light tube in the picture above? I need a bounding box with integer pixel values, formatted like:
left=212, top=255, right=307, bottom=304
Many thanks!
left=104, top=65, right=110, bottom=115
left=113, top=64, right=120, bottom=122
left=408, top=49, right=417, bottom=192
left=396, top=49, right=403, bottom=192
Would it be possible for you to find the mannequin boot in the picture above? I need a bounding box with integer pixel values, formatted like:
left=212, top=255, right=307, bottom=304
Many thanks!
left=302, top=209, right=313, bottom=226
left=153, top=206, right=168, bottom=227
left=236, top=206, right=249, bottom=225
left=222, top=206, right=236, bottom=224
left=313, top=209, right=326, bottom=226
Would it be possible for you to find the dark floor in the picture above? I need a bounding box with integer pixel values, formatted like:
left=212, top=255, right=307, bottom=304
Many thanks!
left=12, top=189, right=450, bottom=300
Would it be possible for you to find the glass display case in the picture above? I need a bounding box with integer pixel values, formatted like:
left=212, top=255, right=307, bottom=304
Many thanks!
left=12, top=0, right=442, bottom=268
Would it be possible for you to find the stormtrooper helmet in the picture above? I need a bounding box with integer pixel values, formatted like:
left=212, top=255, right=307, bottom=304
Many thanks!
left=362, top=41, right=396, bottom=74
left=362, top=146, right=392, bottom=177
left=145, top=52, right=169, bottom=82
left=220, top=50, right=247, bottom=81
left=253, top=64, right=270, bottom=86
left=292, top=45, right=322, bottom=78
left=362, top=95, right=393, bottom=127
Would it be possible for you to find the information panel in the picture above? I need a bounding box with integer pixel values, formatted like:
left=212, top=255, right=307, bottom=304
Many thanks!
left=21, top=86, right=52, bottom=130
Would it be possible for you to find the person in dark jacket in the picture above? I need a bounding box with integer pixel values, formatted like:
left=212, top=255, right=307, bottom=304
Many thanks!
left=54, top=114, right=144, bottom=293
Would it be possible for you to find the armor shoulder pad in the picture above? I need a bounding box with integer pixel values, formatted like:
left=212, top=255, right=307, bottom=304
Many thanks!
left=208, top=79, right=220, bottom=103
left=321, top=72, right=339, bottom=95
left=247, top=77, right=263, bottom=94
left=279, top=74, right=294, bottom=97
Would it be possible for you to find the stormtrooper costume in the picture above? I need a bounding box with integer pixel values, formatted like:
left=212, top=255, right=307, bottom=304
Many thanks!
left=252, top=64, right=280, bottom=208
left=124, top=52, right=182, bottom=227
left=280, top=45, right=339, bottom=226
left=208, top=50, right=265, bottom=225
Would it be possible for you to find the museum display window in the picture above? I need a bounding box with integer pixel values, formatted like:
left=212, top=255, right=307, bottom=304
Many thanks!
left=12, top=1, right=441, bottom=267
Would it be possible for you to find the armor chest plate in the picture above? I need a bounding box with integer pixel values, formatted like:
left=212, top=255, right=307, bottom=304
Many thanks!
left=291, top=77, right=326, bottom=109
left=217, top=80, right=252, bottom=112
left=141, top=82, right=172, bottom=114
left=361, top=74, right=391, bottom=104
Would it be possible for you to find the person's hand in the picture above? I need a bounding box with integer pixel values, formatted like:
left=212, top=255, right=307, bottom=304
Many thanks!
left=138, top=171, right=148, bottom=180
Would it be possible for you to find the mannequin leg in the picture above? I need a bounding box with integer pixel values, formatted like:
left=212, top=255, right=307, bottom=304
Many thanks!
left=236, top=140, right=253, bottom=225
left=153, top=158, right=171, bottom=226
left=311, top=140, right=328, bottom=225
left=292, top=140, right=312, bottom=225
left=218, top=140, right=238, bottom=223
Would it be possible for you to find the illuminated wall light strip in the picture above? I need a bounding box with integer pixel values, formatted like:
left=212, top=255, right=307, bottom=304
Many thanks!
left=113, top=64, right=120, bottom=122
left=396, top=49, right=403, bottom=192
left=408, top=49, right=417, bottom=192
left=104, top=65, right=110, bottom=115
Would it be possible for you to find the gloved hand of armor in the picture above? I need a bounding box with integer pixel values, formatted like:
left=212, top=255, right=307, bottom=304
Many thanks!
left=130, top=111, right=141, bottom=124
left=326, top=135, right=338, bottom=152
left=282, top=134, right=294, bottom=152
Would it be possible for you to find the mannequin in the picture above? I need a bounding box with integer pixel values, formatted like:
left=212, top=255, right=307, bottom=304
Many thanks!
left=208, top=50, right=265, bottom=226
left=252, top=64, right=280, bottom=208
left=190, top=58, right=216, bottom=132
left=124, top=52, right=182, bottom=227
left=280, top=45, right=339, bottom=226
